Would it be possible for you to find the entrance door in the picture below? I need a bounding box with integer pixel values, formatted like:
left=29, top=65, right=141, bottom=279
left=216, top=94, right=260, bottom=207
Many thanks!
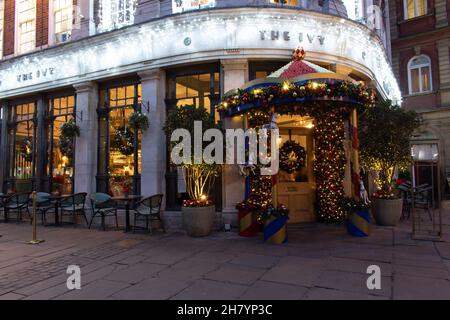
left=277, top=115, right=315, bottom=223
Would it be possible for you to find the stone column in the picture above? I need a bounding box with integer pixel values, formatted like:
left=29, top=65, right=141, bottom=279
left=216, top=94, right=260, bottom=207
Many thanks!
left=221, top=59, right=248, bottom=225
left=0, top=101, right=8, bottom=193
left=138, top=69, right=166, bottom=200
left=437, top=39, right=450, bottom=106
left=73, top=81, right=98, bottom=195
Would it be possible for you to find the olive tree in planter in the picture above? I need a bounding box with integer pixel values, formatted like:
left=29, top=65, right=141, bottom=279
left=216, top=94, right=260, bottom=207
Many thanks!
left=359, top=100, right=421, bottom=226
left=164, top=105, right=221, bottom=237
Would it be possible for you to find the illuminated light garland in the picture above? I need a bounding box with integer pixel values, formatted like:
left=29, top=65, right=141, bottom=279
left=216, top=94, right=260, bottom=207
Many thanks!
left=0, top=9, right=400, bottom=103
left=217, top=80, right=375, bottom=114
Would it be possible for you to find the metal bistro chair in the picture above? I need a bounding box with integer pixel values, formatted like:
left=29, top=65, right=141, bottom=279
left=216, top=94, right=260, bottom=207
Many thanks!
left=133, top=194, right=164, bottom=233
left=60, top=193, right=88, bottom=226
left=3, top=192, right=32, bottom=223
left=397, top=183, right=413, bottom=220
left=89, top=193, right=119, bottom=231
left=413, top=185, right=434, bottom=221
left=32, top=192, right=55, bottom=225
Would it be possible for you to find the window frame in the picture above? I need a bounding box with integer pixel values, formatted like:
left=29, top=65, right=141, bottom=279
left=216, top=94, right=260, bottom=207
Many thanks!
left=49, top=0, right=73, bottom=45
left=14, top=0, right=37, bottom=55
left=403, top=0, right=427, bottom=20
left=407, top=54, right=433, bottom=95
left=0, top=0, right=5, bottom=58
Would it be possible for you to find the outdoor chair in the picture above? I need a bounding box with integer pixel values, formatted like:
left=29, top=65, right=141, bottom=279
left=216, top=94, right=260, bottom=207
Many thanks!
left=132, top=194, right=164, bottom=233
left=89, top=193, right=119, bottom=231
left=31, top=192, right=54, bottom=225
left=60, top=193, right=88, bottom=226
left=413, top=185, right=433, bottom=221
left=397, top=184, right=412, bottom=220
left=2, top=192, right=32, bottom=223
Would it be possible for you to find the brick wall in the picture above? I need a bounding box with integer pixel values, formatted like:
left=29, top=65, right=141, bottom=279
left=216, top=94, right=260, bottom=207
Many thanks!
left=3, top=0, right=15, bottom=56
left=36, top=0, right=49, bottom=47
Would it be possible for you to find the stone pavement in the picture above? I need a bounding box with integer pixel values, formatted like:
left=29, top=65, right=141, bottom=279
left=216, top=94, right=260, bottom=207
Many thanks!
left=1, top=211, right=450, bottom=300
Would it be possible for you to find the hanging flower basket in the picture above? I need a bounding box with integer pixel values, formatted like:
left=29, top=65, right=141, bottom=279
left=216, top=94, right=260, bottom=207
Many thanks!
left=128, top=112, right=149, bottom=132
left=60, top=119, right=80, bottom=138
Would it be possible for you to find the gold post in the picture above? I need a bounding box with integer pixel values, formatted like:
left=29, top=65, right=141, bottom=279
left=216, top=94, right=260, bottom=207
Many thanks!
left=26, top=191, right=44, bottom=245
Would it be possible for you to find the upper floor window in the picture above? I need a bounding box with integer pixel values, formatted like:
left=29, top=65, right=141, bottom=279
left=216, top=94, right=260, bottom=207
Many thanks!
left=172, top=0, right=216, bottom=13
left=0, top=0, right=4, bottom=58
left=408, top=55, right=432, bottom=94
left=52, top=0, right=73, bottom=44
left=98, top=0, right=137, bottom=32
left=403, top=0, right=427, bottom=20
left=16, top=0, right=36, bottom=54
left=271, top=0, right=299, bottom=5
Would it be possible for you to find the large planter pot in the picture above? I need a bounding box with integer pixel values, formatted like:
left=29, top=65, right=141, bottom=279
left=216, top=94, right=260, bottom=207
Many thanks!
left=263, top=215, right=288, bottom=244
left=372, top=198, right=403, bottom=226
left=346, top=210, right=370, bottom=237
left=182, top=205, right=216, bottom=237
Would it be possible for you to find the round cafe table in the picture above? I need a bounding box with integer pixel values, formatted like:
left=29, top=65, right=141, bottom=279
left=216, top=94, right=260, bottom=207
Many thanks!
left=111, top=195, right=142, bottom=233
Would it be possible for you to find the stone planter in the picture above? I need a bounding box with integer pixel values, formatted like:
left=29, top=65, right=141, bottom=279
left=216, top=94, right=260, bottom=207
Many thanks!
left=372, top=198, right=403, bottom=226
left=182, top=205, right=216, bottom=237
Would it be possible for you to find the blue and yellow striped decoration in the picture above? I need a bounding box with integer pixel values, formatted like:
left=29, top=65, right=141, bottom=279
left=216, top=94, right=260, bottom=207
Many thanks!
left=264, top=216, right=288, bottom=244
left=346, top=210, right=370, bottom=237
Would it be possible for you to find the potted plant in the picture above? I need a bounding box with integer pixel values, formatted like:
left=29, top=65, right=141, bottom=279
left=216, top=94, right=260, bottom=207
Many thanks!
left=258, top=204, right=289, bottom=244
left=164, top=105, right=221, bottom=237
left=359, top=100, right=421, bottom=226
left=341, top=197, right=371, bottom=236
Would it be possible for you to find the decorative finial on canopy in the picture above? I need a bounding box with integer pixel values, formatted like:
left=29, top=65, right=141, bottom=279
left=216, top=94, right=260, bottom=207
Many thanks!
left=292, top=47, right=306, bottom=61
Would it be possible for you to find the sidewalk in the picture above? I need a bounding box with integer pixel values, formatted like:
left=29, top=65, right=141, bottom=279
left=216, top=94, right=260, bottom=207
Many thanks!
left=1, top=212, right=450, bottom=300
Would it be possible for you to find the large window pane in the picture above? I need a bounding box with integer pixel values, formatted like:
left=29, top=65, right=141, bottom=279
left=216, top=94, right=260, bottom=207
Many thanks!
left=410, top=68, right=420, bottom=93
left=421, top=66, right=431, bottom=92
left=99, top=83, right=141, bottom=196
left=49, top=96, right=75, bottom=194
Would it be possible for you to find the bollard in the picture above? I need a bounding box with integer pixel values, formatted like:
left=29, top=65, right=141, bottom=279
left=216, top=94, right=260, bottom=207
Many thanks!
left=26, top=191, right=44, bottom=245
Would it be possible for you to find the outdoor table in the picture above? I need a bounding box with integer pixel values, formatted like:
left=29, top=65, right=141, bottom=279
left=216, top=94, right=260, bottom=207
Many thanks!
left=111, top=195, right=142, bottom=233
left=48, top=194, right=72, bottom=226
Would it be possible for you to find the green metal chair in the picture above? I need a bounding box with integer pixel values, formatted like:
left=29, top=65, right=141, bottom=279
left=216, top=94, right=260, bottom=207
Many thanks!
left=32, top=192, right=55, bottom=225
left=60, top=193, right=88, bottom=226
left=89, top=193, right=119, bottom=230
left=133, top=194, right=164, bottom=233
left=3, top=192, right=32, bottom=223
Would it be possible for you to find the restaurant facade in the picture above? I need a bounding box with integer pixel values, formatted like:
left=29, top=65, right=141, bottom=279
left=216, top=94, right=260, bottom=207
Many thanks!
left=0, top=1, right=400, bottom=227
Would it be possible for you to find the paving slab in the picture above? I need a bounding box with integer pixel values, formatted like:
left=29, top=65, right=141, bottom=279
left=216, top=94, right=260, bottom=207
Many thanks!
left=261, top=256, right=325, bottom=287
left=171, top=279, right=248, bottom=300
left=393, top=275, right=450, bottom=300
left=240, top=280, right=308, bottom=300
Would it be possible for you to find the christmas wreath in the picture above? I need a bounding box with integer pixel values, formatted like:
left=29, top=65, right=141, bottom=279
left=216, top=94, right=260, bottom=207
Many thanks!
left=279, top=140, right=306, bottom=173
left=60, top=137, right=74, bottom=157
left=20, top=137, right=33, bottom=162
left=128, top=112, right=149, bottom=132
left=112, top=127, right=135, bottom=156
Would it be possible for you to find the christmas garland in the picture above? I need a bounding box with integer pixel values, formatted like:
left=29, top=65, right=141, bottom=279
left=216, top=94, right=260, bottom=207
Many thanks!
left=20, top=137, right=33, bottom=162
left=111, top=127, right=135, bottom=156
left=279, top=140, right=306, bottom=173
left=217, top=80, right=374, bottom=115
left=59, top=119, right=80, bottom=157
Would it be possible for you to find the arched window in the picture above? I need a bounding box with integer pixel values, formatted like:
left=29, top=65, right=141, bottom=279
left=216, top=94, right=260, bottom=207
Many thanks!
left=408, top=55, right=432, bottom=94
left=403, top=0, right=427, bottom=19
